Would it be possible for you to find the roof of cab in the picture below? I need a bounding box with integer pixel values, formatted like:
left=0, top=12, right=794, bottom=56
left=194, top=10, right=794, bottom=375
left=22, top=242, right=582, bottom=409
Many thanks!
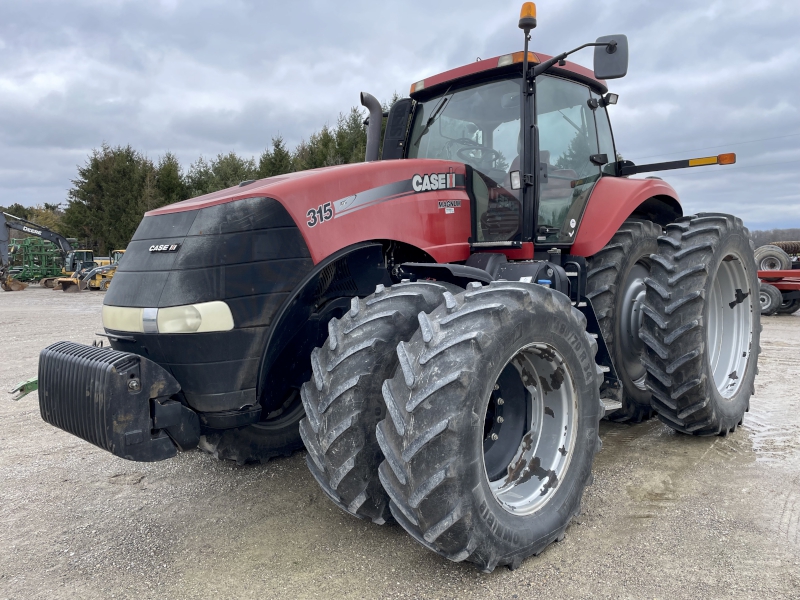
left=409, top=51, right=607, bottom=98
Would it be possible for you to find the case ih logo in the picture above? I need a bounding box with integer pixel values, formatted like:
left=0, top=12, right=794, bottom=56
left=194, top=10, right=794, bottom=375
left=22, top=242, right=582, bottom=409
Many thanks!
left=412, top=173, right=457, bottom=192
left=149, top=243, right=181, bottom=253
left=22, top=225, right=42, bottom=236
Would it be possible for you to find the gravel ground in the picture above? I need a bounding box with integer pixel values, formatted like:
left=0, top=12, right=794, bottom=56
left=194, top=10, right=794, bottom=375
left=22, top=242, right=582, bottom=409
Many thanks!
left=1, top=286, right=799, bottom=600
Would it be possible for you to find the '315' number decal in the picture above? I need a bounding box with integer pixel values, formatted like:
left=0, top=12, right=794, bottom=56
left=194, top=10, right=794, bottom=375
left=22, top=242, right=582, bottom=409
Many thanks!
left=306, top=202, right=333, bottom=227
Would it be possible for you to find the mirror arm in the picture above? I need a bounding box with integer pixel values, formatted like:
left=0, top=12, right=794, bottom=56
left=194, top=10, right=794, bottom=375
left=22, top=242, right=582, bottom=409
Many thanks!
left=532, top=42, right=614, bottom=77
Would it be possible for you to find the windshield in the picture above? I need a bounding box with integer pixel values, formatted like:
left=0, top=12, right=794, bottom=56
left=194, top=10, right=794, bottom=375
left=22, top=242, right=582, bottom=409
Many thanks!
left=408, top=77, right=522, bottom=243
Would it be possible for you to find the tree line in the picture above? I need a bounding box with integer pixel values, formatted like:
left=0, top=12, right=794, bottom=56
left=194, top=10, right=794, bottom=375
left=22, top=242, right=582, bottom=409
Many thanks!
left=2, top=104, right=382, bottom=254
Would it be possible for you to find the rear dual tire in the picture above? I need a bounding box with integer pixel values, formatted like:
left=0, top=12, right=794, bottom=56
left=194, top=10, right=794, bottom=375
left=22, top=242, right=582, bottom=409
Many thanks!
left=640, top=213, right=760, bottom=436
left=754, top=244, right=791, bottom=271
left=777, top=299, right=800, bottom=315
left=759, top=283, right=782, bottom=316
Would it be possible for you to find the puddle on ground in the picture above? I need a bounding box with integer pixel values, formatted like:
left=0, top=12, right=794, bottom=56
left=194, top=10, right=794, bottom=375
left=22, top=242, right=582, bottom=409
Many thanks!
left=743, top=395, right=800, bottom=464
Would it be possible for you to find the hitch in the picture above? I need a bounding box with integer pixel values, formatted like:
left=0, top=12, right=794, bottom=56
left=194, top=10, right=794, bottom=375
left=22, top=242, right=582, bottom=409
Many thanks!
left=9, top=377, right=38, bottom=401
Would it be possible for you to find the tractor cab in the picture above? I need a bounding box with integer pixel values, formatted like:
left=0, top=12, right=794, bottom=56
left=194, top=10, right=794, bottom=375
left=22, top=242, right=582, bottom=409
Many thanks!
left=65, top=249, right=94, bottom=272
left=402, top=30, right=626, bottom=250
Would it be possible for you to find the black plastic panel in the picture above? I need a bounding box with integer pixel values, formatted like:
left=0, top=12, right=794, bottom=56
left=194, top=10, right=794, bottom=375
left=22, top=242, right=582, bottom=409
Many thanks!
left=132, top=210, right=199, bottom=241
left=104, top=271, right=171, bottom=308
left=105, top=197, right=314, bottom=412
left=110, top=328, right=269, bottom=366
left=167, top=357, right=260, bottom=396
left=187, top=196, right=296, bottom=235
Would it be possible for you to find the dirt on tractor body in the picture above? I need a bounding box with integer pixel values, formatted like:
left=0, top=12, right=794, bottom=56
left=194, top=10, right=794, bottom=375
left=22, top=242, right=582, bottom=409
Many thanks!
left=1, top=286, right=799, bottom=599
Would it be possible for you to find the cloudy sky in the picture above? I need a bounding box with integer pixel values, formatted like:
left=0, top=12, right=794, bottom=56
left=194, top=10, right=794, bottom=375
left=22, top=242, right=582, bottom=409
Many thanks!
left=1, top=0, right=798, bottom=229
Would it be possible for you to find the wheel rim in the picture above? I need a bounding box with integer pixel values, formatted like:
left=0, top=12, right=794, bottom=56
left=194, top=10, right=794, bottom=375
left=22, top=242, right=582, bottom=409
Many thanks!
left=254, top=389, right=304, bottom=430
left=707, top=254, right=753, bottom=398
left=760, top=290, right=772, bottom=311
left=759, top=256, right=781, bottom=270
left=618, top=263, right=649, bottom=390
left=483, top=343, right=578, bottom=515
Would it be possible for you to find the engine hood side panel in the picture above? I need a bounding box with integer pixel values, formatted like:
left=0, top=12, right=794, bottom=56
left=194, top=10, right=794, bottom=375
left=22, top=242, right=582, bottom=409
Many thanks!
left=146, top=160, right=474, bottom=264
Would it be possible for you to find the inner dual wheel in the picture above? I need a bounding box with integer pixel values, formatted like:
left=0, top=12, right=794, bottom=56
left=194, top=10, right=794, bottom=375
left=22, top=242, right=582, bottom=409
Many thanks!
left=301, top=279, right=602, bottom=571
left=586, top=219, right=661, bottom=422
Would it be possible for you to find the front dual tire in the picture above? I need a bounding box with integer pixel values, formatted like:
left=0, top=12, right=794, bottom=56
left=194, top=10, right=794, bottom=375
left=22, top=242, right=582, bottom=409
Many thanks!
left=302, top=279, right=603, bottom=571
left=377, top=281, right=602, bottom=571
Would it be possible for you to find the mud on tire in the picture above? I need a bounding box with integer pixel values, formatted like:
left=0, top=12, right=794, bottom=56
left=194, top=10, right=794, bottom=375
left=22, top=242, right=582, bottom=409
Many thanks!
left=376, top=281, right=603, bottom=572
left=586, top=219, right=661, bottom=422
left=640, top=213, right=761, bottom=436
left=299, top=281, right=454, bottom=524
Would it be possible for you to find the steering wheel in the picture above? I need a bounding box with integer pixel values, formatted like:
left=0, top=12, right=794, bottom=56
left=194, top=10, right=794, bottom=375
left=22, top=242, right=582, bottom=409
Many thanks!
left=455, top=142, right=502, bottom=165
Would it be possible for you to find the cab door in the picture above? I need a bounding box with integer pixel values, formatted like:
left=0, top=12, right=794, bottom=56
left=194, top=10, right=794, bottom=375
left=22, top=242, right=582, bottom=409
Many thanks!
left=535, top=75, right=602, bottom=245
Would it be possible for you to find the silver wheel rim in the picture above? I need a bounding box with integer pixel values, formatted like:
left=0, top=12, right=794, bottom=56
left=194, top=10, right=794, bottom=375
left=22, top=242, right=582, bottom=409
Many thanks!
left=759, top=290, right=771, bottom=311
left=483, top=343, right=578, bottom=515
left=619, top=263, right=649, bottom=390
left=759, top=256, right=781, bottom=270
left=708, top=254, right=753, bottom=398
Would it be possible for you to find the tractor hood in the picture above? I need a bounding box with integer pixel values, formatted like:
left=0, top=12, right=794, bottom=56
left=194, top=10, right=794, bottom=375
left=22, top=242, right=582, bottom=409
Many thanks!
left=146, top=159, right=472, bottom=265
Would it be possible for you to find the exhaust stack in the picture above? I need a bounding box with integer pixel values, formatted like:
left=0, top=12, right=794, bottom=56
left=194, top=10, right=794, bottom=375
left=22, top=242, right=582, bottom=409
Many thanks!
left=360, top=92, right=382, bottom=162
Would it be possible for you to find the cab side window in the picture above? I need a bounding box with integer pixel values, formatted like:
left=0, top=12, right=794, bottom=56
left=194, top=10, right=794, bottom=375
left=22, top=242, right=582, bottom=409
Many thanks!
left=535, top=76, right=600, bottom=243
left=592, top=93, right=616, bottom=175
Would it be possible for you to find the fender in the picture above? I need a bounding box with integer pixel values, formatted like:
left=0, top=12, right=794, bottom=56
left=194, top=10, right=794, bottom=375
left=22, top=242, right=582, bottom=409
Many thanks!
left=570, top=177, right=682, bottom=257
left=256, top=242, right=392, bottom=411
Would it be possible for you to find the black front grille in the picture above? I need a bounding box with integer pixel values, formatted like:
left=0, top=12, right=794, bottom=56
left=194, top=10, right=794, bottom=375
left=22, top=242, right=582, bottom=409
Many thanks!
left=38, top=342, right=181, bottom=461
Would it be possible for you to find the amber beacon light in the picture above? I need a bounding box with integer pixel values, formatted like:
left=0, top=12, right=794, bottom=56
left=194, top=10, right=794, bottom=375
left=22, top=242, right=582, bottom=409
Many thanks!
left=519, top=3, right=537, bottom=31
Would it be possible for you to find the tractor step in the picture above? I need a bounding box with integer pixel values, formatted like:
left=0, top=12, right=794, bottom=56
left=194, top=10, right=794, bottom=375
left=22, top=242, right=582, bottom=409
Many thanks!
left=601, top=398, right=623, bottom=416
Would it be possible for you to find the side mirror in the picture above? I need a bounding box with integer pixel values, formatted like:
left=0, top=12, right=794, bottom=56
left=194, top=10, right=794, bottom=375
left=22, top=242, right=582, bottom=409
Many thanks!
left=593, top=34, right=628, bottom=79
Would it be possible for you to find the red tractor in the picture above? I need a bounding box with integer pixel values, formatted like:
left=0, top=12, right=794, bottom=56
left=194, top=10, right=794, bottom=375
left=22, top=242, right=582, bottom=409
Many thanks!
left=34, top=3, right=759, bottom=572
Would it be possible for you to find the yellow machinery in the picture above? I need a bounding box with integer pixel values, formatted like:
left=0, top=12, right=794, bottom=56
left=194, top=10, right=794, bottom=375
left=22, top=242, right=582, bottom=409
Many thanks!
left=57, top=249, right=125, bottom=292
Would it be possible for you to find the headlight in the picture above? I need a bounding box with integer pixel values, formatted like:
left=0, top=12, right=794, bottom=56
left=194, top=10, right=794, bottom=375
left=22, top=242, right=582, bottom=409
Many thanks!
left=102, top=301, right=234, bottom=334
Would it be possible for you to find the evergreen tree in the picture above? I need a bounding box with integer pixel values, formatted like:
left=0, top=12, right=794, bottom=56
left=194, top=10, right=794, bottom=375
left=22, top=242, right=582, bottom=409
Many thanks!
left=186, top=152, right=257, bottom=196
left=64, top=144, right=160, bottom=253
left=0, top=203, right=31, bottom=220
left=155, top=152, right=189, bottom=207
left=258, top=136, right=293, bottom=178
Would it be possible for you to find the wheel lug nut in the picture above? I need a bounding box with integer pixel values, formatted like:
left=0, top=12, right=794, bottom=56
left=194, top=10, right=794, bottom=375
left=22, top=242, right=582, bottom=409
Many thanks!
left=497, top=398, right=504, bottom=405
left=491, top=433, right=498, bottom=441
left=497, top=416, right=504, bottom=423
left=494, top=384, right=500, bottom=391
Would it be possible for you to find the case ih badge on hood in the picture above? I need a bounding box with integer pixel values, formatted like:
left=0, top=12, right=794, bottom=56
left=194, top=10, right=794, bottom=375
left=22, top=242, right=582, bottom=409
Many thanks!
left=149, top=243, right=181, bottom=253
left=412, top=172, right=457, bottom=192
